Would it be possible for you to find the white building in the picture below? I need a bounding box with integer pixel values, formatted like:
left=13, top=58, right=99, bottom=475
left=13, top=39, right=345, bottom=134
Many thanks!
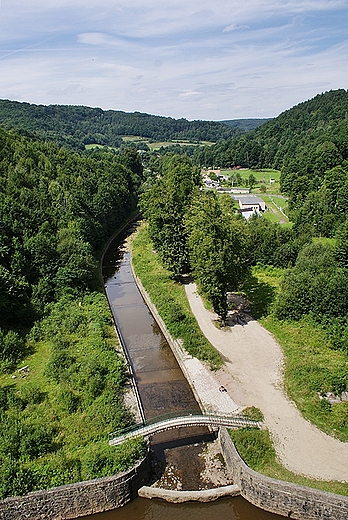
left=233, top=195, right=266, bottom=219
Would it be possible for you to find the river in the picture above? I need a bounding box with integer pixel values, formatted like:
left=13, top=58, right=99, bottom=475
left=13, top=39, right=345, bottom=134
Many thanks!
left=83, top=224, right=284, bottom=520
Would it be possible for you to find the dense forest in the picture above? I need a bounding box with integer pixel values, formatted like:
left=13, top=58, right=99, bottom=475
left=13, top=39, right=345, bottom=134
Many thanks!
left=194, top=89, right=348, bottom=193
left=0, top=99, right=242, bottom=150
left=222, top=118, right=271, bottom=132
left=0, top=128, right=146, bottom=498
left=193, top=90, right=348, bottom=231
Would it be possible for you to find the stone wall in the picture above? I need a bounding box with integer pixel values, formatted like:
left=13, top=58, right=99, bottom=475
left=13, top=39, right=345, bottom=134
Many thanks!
left=219, top=427, right=348, bottom=520
left=0, top=452, right=151, bottom=520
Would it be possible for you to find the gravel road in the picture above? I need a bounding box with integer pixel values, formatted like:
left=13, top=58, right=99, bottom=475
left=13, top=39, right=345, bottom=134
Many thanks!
left=185, top=282, right=348, bottom=482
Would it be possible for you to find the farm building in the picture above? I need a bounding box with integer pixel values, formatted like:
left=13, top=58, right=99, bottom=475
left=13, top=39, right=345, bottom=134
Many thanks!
left=233, top=195, right=266, bottom=219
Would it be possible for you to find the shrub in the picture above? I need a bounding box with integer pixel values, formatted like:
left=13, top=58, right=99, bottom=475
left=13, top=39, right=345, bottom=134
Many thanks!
left=229, top=427, right=275, bottom=472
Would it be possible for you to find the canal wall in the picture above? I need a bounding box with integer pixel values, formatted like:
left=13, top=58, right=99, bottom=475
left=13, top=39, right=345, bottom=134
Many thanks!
left=219, top=427, right=348, bottom=520
left=0, top=452, right=151, bottom=520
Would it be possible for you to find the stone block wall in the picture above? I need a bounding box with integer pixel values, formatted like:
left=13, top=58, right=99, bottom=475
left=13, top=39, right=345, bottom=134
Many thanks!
left=0, top=451, right=151, bottom=520
left=219, top=427, right=348, bottom=520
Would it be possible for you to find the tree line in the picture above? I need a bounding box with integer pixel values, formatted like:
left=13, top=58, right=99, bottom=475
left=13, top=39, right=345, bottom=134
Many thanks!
left=0, top=99, right=241, bottom=150
left=140, top=155, right=295, bottom=322
left=0, top=130, right=144, bottom=350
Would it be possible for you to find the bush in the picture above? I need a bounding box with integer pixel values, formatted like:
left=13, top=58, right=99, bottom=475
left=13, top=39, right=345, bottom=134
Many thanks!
left=229, top=427, right=275, bottom=472
left=0, top=329, right=26, bottom=372
left=20, top=422, right=56, bottom=460
left=45, top=350, right=76, bottom=384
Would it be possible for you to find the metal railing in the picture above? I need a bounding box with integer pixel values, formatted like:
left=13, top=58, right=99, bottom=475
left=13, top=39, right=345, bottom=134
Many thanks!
left=109, top=412, right=261, bottom=446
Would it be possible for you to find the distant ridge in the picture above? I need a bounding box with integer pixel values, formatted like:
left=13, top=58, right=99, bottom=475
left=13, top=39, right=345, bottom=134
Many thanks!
left=0, top=99, right=243, bottom=150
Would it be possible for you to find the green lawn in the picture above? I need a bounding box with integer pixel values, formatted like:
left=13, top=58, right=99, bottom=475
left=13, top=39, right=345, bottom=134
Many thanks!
left=261, top=194, right=290, bottom=224
left=220, top=168, right=282, bottom=195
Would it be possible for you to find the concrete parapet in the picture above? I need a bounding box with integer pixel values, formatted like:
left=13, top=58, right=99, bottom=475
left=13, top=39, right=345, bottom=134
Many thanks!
left=219, top=427, right=348, bottom=520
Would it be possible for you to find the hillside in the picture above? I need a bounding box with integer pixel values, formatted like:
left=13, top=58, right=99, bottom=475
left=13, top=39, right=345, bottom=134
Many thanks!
left=221, top=118, right=271, bottom=132
left=0, top=127, right=147, bottom=497
left=0, top=99, right=241, bottom=150
left=194, top=89, right=348, bottom=203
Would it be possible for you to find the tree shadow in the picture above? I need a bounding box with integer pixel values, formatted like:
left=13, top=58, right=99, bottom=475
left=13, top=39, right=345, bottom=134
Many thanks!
left=241, top=275, right=277, bottom=319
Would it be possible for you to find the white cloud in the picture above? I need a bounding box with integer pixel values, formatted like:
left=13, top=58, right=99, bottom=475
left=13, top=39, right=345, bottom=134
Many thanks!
left=77, top=33, right=122, bottom=46
left=0, top=0, right=347, bottom=118
left=223, top=24, right=250, bottom=32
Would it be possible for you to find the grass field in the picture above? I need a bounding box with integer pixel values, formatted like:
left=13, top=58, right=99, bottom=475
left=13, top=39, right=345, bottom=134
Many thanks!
left=85, top=137, right=214, bottom=151
left=221, top=168, right=282, bottom=195
left=261, top=194, right=290, bottom=224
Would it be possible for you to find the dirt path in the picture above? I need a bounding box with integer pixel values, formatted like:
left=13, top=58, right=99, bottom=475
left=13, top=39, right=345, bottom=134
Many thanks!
left=185, top=282, right=348, bottom=482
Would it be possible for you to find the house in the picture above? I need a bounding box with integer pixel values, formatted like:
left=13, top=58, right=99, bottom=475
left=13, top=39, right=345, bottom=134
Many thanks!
left=233, top=195, right=266, bottom=219
left=203, top=177, right=220, bottom=188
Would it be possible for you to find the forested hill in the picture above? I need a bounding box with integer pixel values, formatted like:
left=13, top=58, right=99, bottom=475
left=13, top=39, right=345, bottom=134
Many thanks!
left=0, top=128, right=147, bottom=496
left=0, top=99, right=241, bottom=150
left=194, top=89, right=348, bottom=197
left=221, top=118, right=271, bottom=132
left=0, top=127, right=143, bottom=342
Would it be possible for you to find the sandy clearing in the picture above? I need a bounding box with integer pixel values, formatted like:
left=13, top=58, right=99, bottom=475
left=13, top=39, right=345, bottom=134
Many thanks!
left=185, top=282, right=348, bottom=482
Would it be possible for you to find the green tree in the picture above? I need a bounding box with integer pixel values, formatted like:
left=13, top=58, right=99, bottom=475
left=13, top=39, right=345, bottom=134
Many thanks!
left=248, top=173, right=257, bottom=189
left=275, top=242, right=348, bottom=322
left=140, top=154, right=200, bottom=278
left=185, top=192, right=249, bottom=321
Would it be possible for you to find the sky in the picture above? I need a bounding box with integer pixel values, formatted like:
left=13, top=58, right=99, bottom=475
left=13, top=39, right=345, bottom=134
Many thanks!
left=0, top=1, right=347, bottom=121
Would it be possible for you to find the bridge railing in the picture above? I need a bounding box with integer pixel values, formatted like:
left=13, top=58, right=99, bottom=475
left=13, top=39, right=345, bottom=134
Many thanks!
left=109, top=412, right=261, bottom=446
left=109, top=410, right=204, bottom=439
left=109, top=410, right=252, bottom=439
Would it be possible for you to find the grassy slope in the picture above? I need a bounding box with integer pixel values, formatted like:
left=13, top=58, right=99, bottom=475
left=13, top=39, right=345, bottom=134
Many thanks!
left=0, top=292, right=145, bottom=498
left=131, top=223, right=222, bottom=370
left=229, top=427, right=348, bottom=496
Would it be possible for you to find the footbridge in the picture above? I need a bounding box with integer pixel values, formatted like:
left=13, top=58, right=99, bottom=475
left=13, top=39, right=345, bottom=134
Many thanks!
left=109, top=413, right=262, bottom=446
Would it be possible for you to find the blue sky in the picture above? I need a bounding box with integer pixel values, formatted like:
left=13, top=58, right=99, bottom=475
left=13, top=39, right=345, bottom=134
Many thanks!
left=0, top=0, right=347, bottom=120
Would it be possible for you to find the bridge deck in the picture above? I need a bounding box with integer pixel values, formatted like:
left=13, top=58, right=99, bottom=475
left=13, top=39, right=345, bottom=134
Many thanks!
left=109, top=414, right=261, bottom=446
